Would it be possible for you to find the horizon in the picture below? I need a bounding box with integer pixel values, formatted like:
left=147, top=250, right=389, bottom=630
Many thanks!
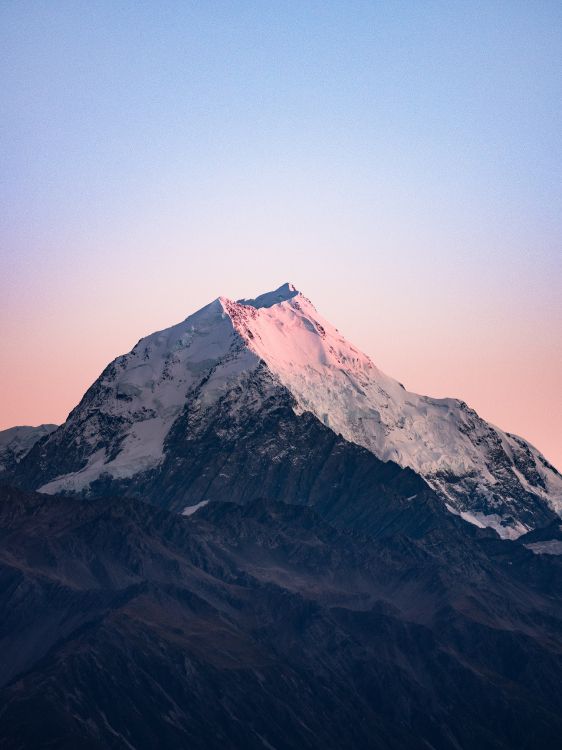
left=1, top=2, right=561, bottom=468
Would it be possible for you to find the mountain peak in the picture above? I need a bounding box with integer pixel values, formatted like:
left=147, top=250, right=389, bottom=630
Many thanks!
left=237, top=282, right=300, bottom=309
left=19, top=281, right=562, bottom=538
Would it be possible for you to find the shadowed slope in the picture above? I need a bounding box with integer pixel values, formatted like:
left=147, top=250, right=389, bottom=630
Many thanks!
left=1, top=485, right=561, bottom=749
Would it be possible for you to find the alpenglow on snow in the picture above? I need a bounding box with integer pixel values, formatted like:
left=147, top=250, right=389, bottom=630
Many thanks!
left=15, top=283, right=562, bottom=538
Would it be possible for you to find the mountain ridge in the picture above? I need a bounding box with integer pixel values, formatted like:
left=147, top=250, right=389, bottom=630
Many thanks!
left=6, top=283, right=561, bottom=538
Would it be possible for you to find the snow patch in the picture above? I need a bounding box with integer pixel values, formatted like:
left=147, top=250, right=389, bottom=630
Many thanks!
left=182, top=500, right=209, bottom=516
left=445, top=503, right=529, bottom=539
left=524, top=540, right=562, bottom=555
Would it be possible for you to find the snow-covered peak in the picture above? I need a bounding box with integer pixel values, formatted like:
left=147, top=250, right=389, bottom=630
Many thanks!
left=237, top=282, right=300, bottom=309
left=220, top=289, right=562, bottom=537
left=224, top=289, right=380, bottom=380
left=34, top=283, right=562, bottom=538
left=39, top=296, right=260, bottom=494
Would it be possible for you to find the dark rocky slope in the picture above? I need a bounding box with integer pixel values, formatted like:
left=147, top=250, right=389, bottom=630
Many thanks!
left=1, top=485, right=561, bottom=749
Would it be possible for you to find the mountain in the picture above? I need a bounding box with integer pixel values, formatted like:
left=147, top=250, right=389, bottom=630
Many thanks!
left=9, top=283, right=561, bottom=538
left=1, top=484, right=562, bottom=750
left=0, top=424, right=57, bottom=473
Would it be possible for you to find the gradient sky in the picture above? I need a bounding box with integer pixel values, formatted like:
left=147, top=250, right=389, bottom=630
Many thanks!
left=1, top=1, right=561, bottom=468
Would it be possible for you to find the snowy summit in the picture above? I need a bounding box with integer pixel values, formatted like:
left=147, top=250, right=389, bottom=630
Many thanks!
left=22, top=282, right=562, bottom=539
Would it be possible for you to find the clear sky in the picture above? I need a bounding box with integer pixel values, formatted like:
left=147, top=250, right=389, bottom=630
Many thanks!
left=1, top=1, right=561, bottom=468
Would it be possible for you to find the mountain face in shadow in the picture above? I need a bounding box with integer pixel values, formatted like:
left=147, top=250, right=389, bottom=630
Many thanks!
left=1, top=484, right=562, bottom=750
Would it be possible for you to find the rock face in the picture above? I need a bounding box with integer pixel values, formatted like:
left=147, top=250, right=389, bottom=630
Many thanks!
left=1, top=485, right=562, bottom=750
left=9, top=283, right=562, bottom=537
left=0, top=424, right=57, bottom=473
